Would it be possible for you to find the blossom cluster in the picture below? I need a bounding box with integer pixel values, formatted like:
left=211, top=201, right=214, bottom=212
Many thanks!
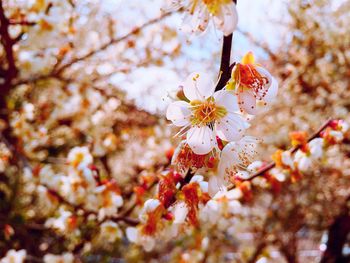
left=2, top=0, right=349, bottom=261
left=126, top=119, right=348, bottom=252
left=169, top=0, right=238, bottom=36
left=166, top=52, right=278, bottom=191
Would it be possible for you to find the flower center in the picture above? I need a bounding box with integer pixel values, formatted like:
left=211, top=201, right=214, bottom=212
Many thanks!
left=202, top=0, right=231, bottom=15
left=236, top=64, right=269, bottom=99
left=190, top=99, right=227, bottom=126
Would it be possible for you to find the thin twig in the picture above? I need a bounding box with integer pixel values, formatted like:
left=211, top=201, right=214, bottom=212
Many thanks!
left=15, top=11, right=175, bottom=86
left=243, top=118, right=333, bottom=182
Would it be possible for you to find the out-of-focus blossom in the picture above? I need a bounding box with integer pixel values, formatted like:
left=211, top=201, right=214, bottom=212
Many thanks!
left=166, top=72, right=248, bottom=154
left=67, top=146, right=93, bottom=170
left=0, top=143, right=11, bottom=173
left=201, top=187, right=242, bottom=224
left=95, top=184, right=124, bottom=220
left=294, top=150, right=312, bottom=172
left=168, top=0, right=238, bottom=36
left=227, top=52, right=279, bottom=114
left=126, top=227, right=156, bottom=252
left=43, top=253, right=74, bottom=263
left=0, top=249, right=26, bottom=263
left=45, top=208, right=77, bottom=233
left=209, top=136, right=258, bottom=196
left=99, top=221, right=122, bottom=243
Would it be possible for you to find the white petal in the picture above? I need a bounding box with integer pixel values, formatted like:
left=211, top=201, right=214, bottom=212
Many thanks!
left=186, top=126, right=216, bottom=154
left=256, top=66, right=273, bottom=85
left=143, top=238, right=155, bottom=252
left=218, top=137, right=258, bottom=180
left=143, top=199, right=161, bottom=213
left=181, top=4, right=210, bottom=35
left=212, top=3, right=238, bottom=36
left=237, top=89, right=258, bottom=115
left=190, top=175, right=204, bottom=183
left=222, top=3, right=238, bottom=36
left=183, top=72, right=215, bottom=101
left=226, top=188, right=243, bottom=200
left=309, top=138, right=324, bottom=159
left=126, top=227, right=138, bottom=243
left=172, top=202, right=188, bottom=224
left=166, top=101, right=191, bottom=127
left=199, top=181, right=208, bottom=193
left=298, top=156, right=312, bottom=172
left=215, top=113, right=246, bottom=142
left=214, top=90, right=239, bottom=113
left=281, top=151, right=294, bottom=168
left=208, top=175, right=226, bottom=197
left=263, top=77, right=278, bottom=103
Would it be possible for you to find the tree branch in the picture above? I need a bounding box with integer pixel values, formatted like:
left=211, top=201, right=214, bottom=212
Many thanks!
left=0, top=0, right=18, bottom=100
left=215, top=0, right=237, bottom=91
left=320, top=195, right=350, bottom=263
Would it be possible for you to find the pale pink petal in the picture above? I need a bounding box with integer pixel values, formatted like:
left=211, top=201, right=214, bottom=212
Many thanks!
left=222, top=3, right=238, bottom=36
left=212, top=3, right=238, bottom=36
left=213, top=90, right=239, bottom=113
left=215, top=113, right=247, bottom=142
left=263, top=77, right=278, bottom=103
left=166, top=101, right=191, bottom=127
left=217, top=137, right=259, bottom=184
left=183, top=72, right=215, bottom=101
left=126, top=227, right=138, bottom=243
left=238, top=89, right=258, bottom=115
left=172, top=202, right=188, bottom=224
left=181, top=2, right=210, bottom=35
left=256, top=66, right=272, bottom=85
left=208, top=176, right=226, bottom=197
left=186, top=126, right=216, bottom=154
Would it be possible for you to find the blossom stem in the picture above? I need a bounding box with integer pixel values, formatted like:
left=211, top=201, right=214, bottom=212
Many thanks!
left=215, top=0, right=237, bottom=91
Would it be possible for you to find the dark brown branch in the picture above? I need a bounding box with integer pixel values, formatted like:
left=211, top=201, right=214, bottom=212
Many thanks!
left=215, top=0, right=237, bottom=91
left=215, top=33, right=233, bottom=91
left=320, top=195, right=350, bottom=263
left=0, top=0, right=18, bottom=98
left=9, top=19, right=36, bottom=26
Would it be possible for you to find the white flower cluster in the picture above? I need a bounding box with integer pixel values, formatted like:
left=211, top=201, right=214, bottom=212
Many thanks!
left=166, top=52, right=278, bottom=194
left=168, top=0, right=238, bottom=36
left=0, top=250, right=26, bottom=263
left=0, top=142, right=11, bottom=173
left=127, top=175, right=209, bottom=251
left=36, top=147, right=123, bottom=232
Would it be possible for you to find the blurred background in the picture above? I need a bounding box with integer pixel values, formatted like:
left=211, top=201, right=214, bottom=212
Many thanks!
left=1, top=0, right=350, bottom=262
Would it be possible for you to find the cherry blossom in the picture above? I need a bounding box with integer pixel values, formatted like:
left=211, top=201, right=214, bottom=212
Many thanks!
left=43, top=253, right=74, bottom=263
left=209, top=136, right=258, bottom=195
left=166, top=72, right=248, bottom=154
left=227, top=52, right=279, bottom=114
left=169, top=0, right=238, bottom=36
left=98, top=221, right=123, bottom=243
left=67, top=146, right=93, bottom=170
left=0, top=250, right=26, bottom=263
left=200, top=187, right=242, bottom=224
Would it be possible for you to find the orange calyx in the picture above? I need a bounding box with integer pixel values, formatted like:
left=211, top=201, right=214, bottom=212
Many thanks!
left=182, top=183, right=201, bottom=226
left=142, top=205, right=165, bottom=236
left=235, top=64, right=269, bottom=99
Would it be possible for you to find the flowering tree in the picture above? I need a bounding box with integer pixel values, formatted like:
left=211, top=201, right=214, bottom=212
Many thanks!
left=1, top=0, right=349, bottom=262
